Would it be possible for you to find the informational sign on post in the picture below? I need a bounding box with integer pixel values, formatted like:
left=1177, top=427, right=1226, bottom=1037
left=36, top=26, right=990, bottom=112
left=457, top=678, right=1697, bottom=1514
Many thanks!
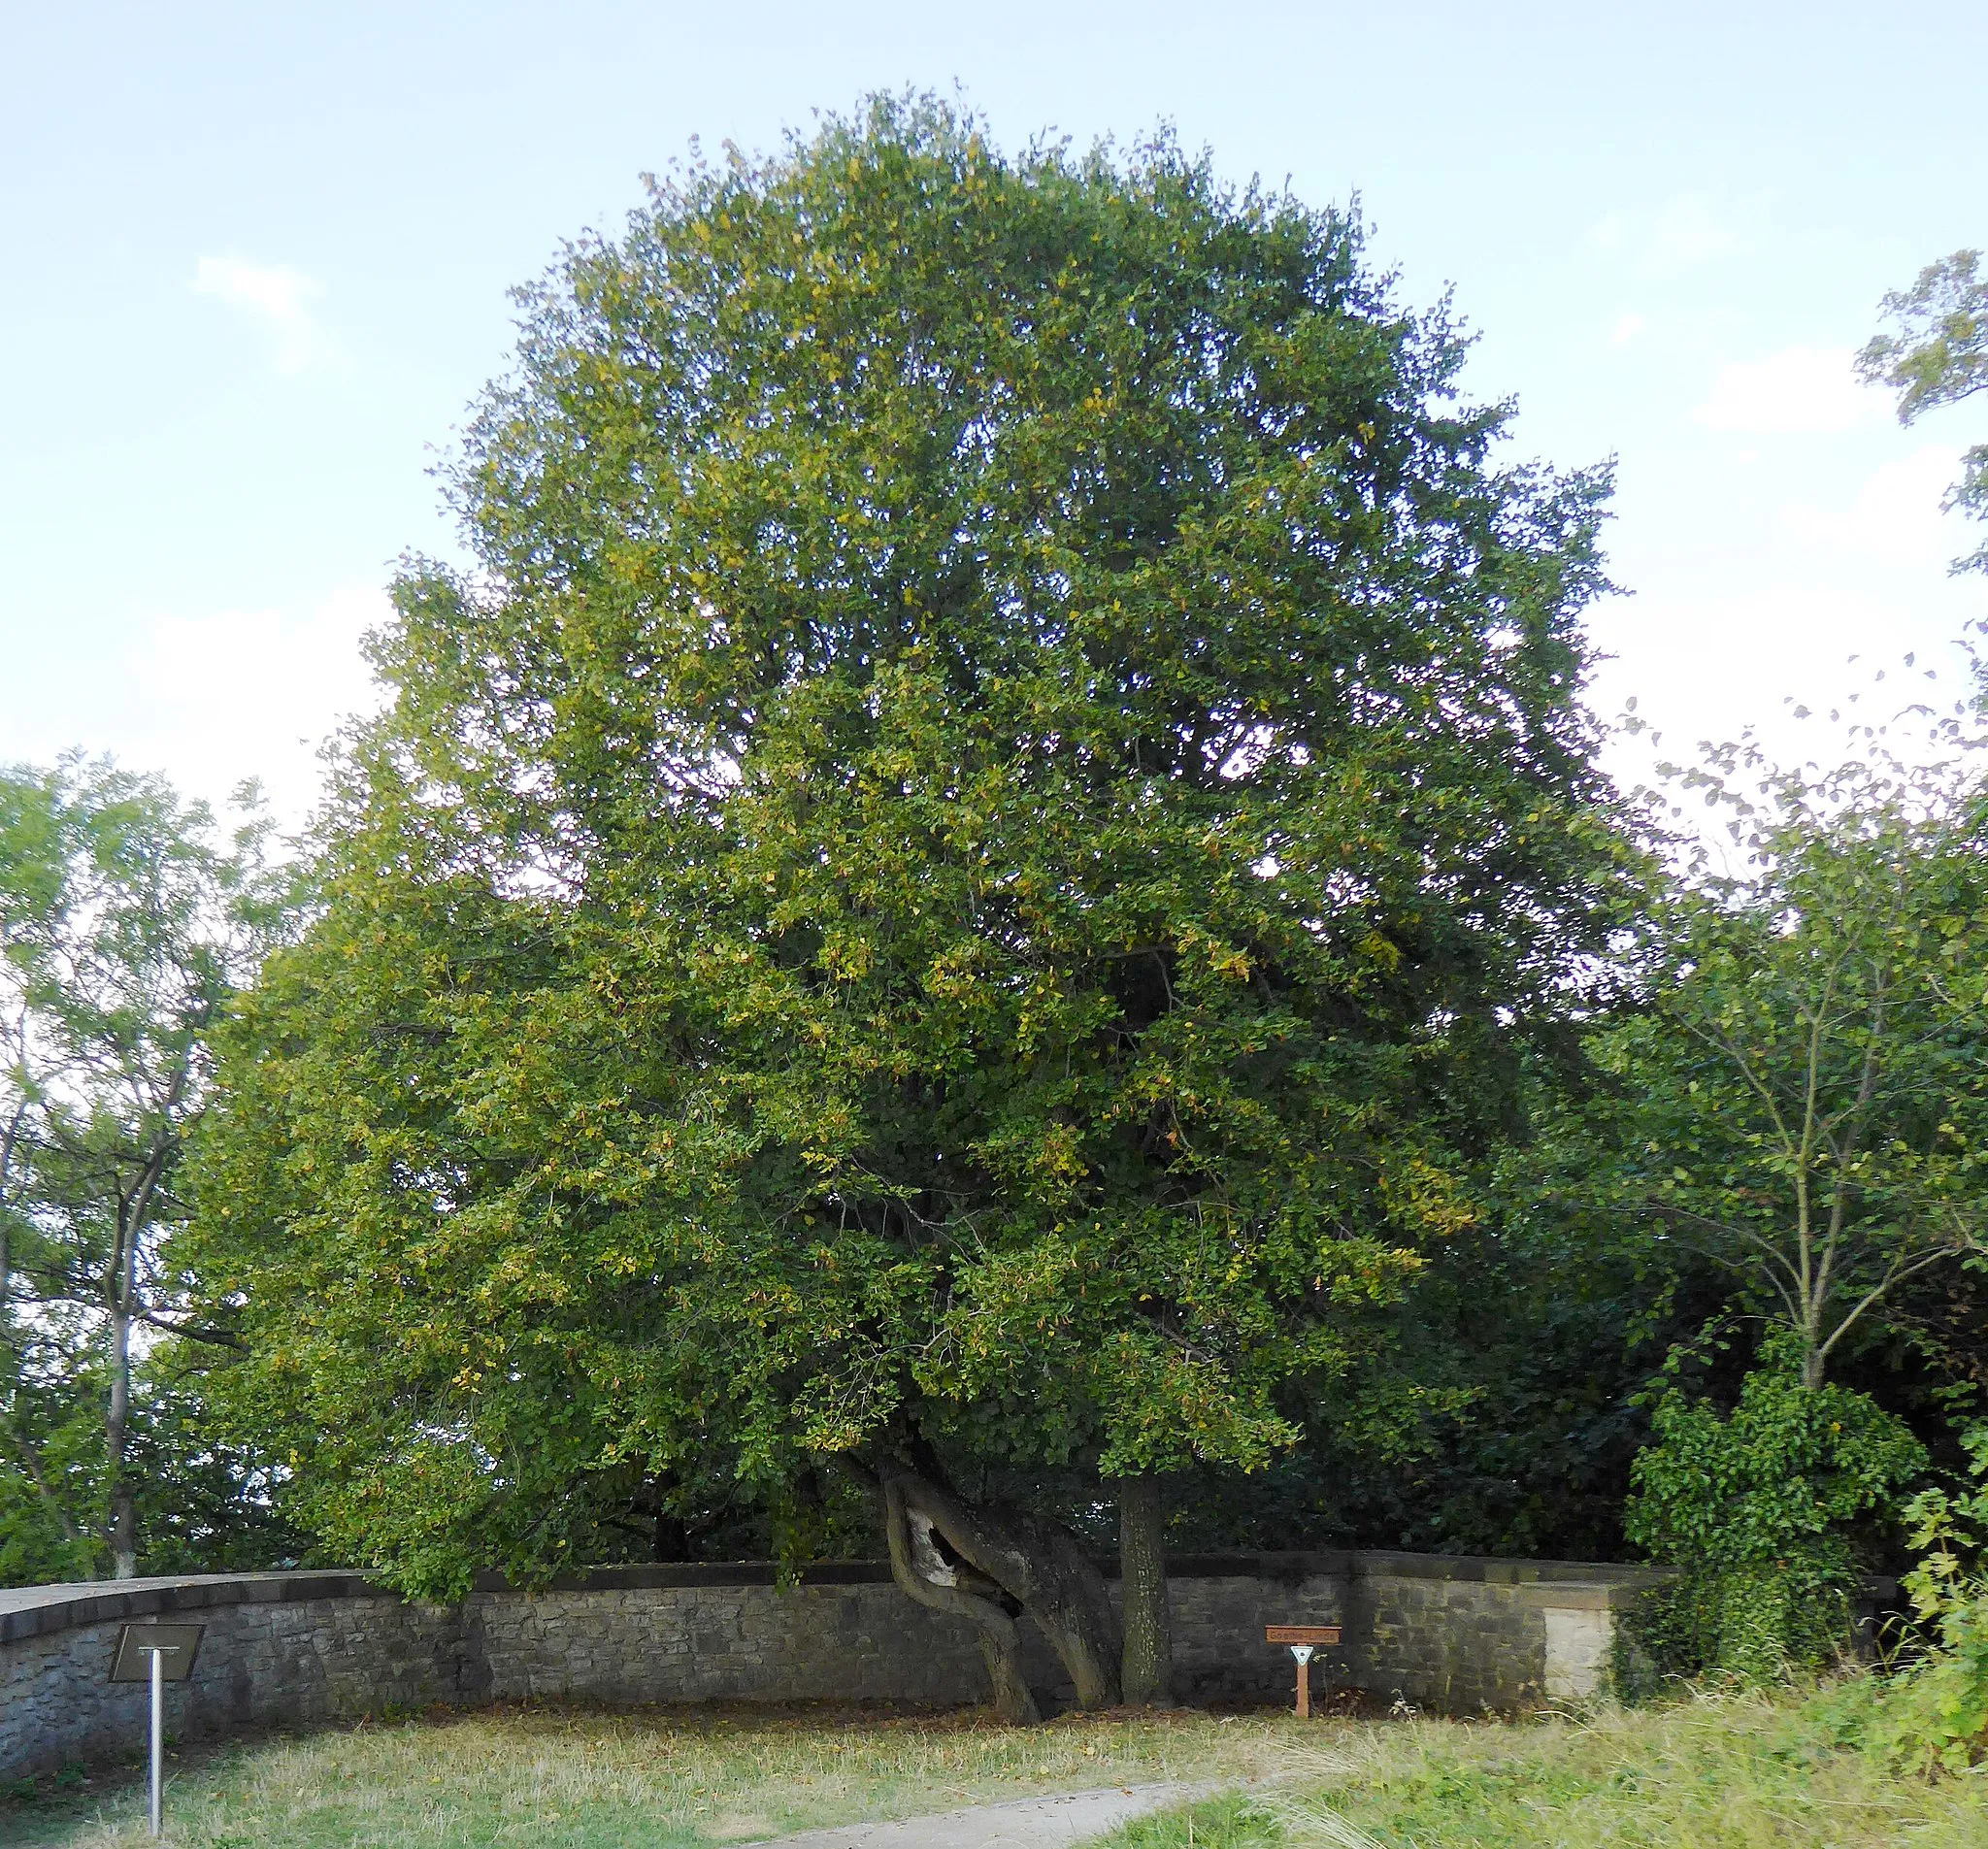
left=109, top=1623, right=204, bottom=1837
left=1265, top=1623, right=1341, bottom=1718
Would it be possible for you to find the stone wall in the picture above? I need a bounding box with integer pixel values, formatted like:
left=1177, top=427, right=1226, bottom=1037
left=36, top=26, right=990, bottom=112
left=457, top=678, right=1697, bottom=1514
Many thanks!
left=0, top=1553, right=1660, bottom=1781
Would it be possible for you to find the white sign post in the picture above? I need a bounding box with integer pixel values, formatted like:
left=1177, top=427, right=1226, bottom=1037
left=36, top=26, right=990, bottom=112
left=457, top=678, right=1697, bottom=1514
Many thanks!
left=109, top=1623, right=204, bottom=1837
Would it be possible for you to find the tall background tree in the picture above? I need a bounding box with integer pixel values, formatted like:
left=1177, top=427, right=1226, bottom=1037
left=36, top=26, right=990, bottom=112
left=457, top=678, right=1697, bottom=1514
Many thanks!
left=0, top=757, right=294, bottom=1580
left=1572, top=741, right=1988, bottom=1393
left=189, top=96, right=1629, bottom=1714
left=1508, top=714, right=1988, bottom=1678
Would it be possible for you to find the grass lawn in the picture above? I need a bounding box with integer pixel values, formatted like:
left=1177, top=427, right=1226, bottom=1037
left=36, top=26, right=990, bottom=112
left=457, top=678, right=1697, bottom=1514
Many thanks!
left=8, top=1685, right=1988, bottom=1848
left=1101, top=1687, right=1988, bottom=1849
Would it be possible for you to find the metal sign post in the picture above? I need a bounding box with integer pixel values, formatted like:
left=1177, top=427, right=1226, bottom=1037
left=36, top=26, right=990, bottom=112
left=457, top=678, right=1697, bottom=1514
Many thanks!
left=109, top=1624, right=204, bottom=1837
left=1265, top=1623, right=1342, bottom=1719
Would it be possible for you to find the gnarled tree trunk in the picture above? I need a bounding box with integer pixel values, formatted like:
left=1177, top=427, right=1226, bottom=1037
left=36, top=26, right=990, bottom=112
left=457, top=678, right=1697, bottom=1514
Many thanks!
left=879, top=1468, right=1040, bottom=1723
left=878, top=1459, right=1121, bottom=1711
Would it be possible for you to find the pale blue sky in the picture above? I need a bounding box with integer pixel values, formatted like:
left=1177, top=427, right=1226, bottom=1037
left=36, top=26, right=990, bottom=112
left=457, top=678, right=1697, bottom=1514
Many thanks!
left=3, top=1, right=1983, bottom=821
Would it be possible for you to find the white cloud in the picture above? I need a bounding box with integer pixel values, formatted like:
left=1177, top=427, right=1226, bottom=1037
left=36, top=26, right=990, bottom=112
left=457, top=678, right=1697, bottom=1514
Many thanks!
left=1586, top=576, right=1977, bottom=814
left=119, top=585, right=389, bottom=826
left=1591, top=194, right=1746, bottom=280
left=1609, top=312, right=1645, bottom=347
left=1692, top=345, right=1879, bottom=435
left=192, top=255, right=340, bottom=374
left=1644, top=196, right=1745, bottom=276
left=1781, top=445, right=1967, bottom=569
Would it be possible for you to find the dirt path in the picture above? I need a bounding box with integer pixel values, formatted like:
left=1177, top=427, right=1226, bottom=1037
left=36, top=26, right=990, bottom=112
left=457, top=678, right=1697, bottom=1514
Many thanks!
left=737, top=1781, right=1213, bottom=1848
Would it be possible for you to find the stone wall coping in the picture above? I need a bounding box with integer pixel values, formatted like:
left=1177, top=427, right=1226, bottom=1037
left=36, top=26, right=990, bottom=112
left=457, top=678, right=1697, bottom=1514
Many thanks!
left=1514, top=1576, right=1671, bottom=1611
left=1248, top=1550, right=1664, bottom=1587
left=0, top=1549, right=1673, bottom=1647
left=0, top=1571, right=388, bottom=1645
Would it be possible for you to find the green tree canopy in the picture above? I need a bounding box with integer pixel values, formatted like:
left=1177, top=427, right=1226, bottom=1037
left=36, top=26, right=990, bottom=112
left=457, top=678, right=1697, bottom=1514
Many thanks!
left=191, top=98, right=1625, bottom=1714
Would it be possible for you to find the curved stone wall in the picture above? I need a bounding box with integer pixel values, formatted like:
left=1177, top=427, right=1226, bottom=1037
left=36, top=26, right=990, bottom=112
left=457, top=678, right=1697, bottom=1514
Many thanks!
left=1, top=1552, right=1659, bottom=1781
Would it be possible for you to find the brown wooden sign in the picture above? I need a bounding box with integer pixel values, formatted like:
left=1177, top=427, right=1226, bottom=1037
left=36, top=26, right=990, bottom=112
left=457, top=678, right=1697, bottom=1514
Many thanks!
left=1265, top=1624, right=1341, bottom=1646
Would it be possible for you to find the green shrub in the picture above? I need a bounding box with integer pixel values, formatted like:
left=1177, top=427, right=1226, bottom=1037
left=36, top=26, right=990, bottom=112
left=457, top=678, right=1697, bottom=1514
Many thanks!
left=1623, top=1560, right=1855, bottom=1690
left=1898, top=1424, right=1988, bottom=1632
left=1621, top=1342, right=1924, bottom=1684
left=1869, top=1591, right=1988, bottom=1773
left=1849, top=1424, right=1988, bottom=1771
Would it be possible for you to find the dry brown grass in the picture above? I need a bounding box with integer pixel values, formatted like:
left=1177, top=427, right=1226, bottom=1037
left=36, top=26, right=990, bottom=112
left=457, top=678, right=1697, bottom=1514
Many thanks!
left=4, top=1700, right=1312, bottom=1847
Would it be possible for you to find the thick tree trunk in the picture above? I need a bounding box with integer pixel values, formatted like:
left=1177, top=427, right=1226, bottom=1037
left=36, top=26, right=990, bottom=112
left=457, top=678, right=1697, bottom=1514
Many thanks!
left=879, top=1469, right=1040, bottom=1723
left=997, top=1508, right=1121, bottom=1710
left=1118, top=1473, right=1175, bottom=1706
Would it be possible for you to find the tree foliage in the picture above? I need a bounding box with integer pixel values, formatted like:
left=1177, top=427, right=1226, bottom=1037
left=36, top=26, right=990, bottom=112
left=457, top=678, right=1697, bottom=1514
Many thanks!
left=1858, top=248, right=1988, bottom=576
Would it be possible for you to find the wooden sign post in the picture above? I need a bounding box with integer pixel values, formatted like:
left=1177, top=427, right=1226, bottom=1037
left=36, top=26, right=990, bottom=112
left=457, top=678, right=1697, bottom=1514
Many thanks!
left=1265, top=1623, right=1341, bottom=1719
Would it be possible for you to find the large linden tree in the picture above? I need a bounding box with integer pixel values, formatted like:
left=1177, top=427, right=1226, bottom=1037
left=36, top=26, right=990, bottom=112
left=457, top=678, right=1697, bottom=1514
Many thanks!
left=191, top=97, right=1625, bottom=1716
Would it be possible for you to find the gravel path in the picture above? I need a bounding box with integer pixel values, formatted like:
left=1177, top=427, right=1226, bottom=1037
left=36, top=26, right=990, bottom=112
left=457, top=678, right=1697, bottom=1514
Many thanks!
left=736, top=1782, right=1212, bottom=1848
